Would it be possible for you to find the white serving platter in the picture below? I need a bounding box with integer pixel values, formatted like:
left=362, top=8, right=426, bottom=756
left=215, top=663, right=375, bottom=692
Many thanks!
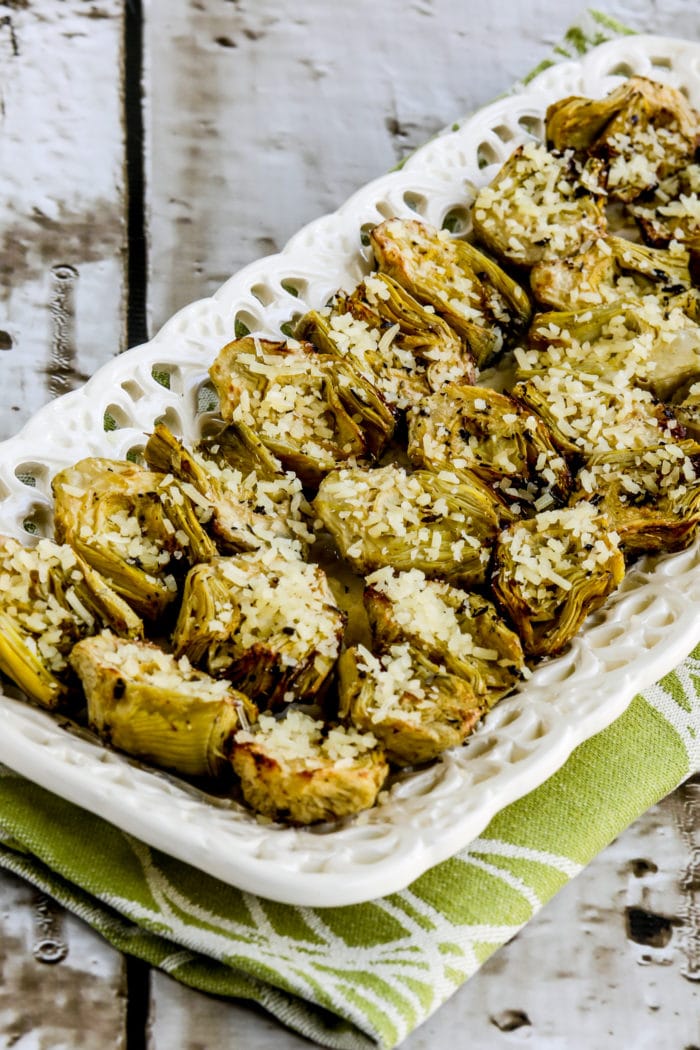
left=1, top=34, right=700, bottom=907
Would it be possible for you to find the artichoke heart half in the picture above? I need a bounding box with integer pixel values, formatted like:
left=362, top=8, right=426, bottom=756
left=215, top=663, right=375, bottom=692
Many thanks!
left=521, top=293, right=700, bottom=401
left=338, top=642, right=484, bottom=766
left=70, top=630, right=257, bottom=779
left=407, top=383, right=572, bottom=514
left=314, top=464, right=503, bottom=588
left=232, top=709, right=388, bottom=824
left=369, top=217, right=531, bottom=368
left=53, top=458, right=217, bottom=620
left=491, top=502, right=625, bottom=658
left=546, top=76, right=699, bottom=202
left=573, top=440, right=700, bottom=554
left=530, top=236, right=695, bottom=311
left=471, top=142, right=607, bottom=268
left=144, top=422, right=313, bottom=556
left=295, top=271, right=476, bottom=410
left=0, top=536, right=142, bottom=709
left=209, top=336, right=395, bottom=486
left=364, top=566, right=524, bottom=706
left=172, top=550, right=345, bottom=709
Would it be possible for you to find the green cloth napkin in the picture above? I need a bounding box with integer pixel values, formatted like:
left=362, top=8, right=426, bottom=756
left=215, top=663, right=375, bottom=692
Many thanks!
left=0, top=10, right=696, bottom=1050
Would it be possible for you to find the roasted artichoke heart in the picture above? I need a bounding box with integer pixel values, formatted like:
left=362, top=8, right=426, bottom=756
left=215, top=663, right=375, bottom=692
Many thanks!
left=407, top=383, right=571, bottom=514
left=71, top=631, right=256, bottom=779
left=513, top=369, right=678, bottom=458
left=232, top=709, right=388, bottom=824
left=338, top=642, right=484, bottom=766
left=364, top=567, right=524, bottom=706
left=628, top=164, right=700, bottom=248
left=208, top=336, right=395, bottom=486
left=52, top=457, right=216, bottom=620
left=314, top=464, right=503, bottom=588
left=172, top=550, right=345, bottom=709
left=0, top=537, right=142, bottom=709
left=295, top=271, right=476, bottom=410
left=546, top=76, right=699, bottom=202
left=520, top=294, right=700, bottom=401
left=471, top=142, right=607, bottom=268
left=530, top=236, right=694, bottom=311
left=369, top=217, right=531, bottom=367
left=144, top=423, right=313, bottom=556
left=573, top=440, right=700, bottom=554
left=491, top=503, right=625, bottom=658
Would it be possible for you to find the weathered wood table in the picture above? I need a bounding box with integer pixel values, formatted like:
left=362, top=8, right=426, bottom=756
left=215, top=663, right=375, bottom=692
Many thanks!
left=1, top=1, right=700, bottom=1046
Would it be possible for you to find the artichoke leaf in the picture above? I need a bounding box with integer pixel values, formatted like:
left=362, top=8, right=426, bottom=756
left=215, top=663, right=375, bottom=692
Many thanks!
left=672, top=383, right=700, bottom=441
left=145, top=423, right=311, bottom=555
left=513, top=358, right=686, bottom=460
left=522, top=293, right=700, bottom=401
left=0, top=610, right=66, bottom=709
left=0, top=536, right=143, bottom=708
left=363, top=566, right=524, bottom=706
left=530, top=236, right=694, bottom=311
left=471, top=142, right=607, bottom=268
left=574, top=440, right=700, bottom=554
left=609, top=236, right=694, bottom=293
left=628, top=164, right=700, bottom=248
left=546, top=76, right=699, bottom=202
left=199, top=418, right=287, bottom=479
left=68, top=536, right=175, bottom=622
left=66, top=557, right=143, bottom=640
left=53, top=458, right=216, bottom=620
left=296, top=272, right=476, bottom=410
left=530, top=239, right=618, bottom=311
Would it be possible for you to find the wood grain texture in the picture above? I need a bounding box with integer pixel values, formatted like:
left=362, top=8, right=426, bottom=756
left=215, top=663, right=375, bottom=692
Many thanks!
left=148, top=971, right=313, bottom=1050
left=0, top=3, right=131, bottom=1045
left=144, top=0, right=584, bottom=332
left=0, top=867, right=127, bottom=1049
left=0, top=0, right=127, bottom=442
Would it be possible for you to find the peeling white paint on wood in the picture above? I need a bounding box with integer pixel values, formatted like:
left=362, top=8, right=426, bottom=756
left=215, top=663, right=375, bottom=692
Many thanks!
left=144, top=0, right=586, bottom=332
left=0, top=0, right=127, bottom=442
left=0, top=867, right=127, bottom=1049
left=148, top=969, right=314, bottom=1050
left=0, top=3, right=130, bottom=1045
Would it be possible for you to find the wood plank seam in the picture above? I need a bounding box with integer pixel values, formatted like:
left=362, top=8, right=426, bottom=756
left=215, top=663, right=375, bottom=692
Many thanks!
left=125, top=0, right=148, bottom=348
